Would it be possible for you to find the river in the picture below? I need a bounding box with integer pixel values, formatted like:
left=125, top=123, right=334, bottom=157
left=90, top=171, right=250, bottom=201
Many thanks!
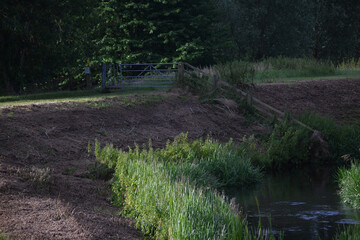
left=226, top=168, right=360, bottom=239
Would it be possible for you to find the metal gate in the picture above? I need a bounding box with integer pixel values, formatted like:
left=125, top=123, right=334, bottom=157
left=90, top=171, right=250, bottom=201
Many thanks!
left=102, top=62, right=178, bottom=89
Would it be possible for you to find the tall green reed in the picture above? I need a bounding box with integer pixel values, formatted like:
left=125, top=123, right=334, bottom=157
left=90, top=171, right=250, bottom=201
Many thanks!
left=94, top=133, right=279, bottom=239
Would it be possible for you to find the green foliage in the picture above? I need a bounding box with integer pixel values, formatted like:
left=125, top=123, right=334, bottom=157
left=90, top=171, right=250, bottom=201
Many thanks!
left=338, top=162, right=360, bottom=209
left=216, top=0, right=360, bottom=61
left=93, top=134, right=274, bottom=239
left=299, top=113, right=360, bottom=160
left=215, top=0, right=315, bottom=60
left=2, top=0, right=360, bottom=94
left=95, top=0, right=226, bottom=65
left=333, top=225, right=360, bottom=240
left=0, top=0, right=99, bottom=93
left=264, top=119, right=312, bottom=169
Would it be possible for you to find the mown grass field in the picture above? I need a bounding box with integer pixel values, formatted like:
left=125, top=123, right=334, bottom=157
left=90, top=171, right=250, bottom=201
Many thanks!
left=0, top=88, right=169, bottom=107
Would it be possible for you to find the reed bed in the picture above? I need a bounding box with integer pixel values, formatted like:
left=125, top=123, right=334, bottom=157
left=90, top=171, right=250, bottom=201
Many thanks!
left=94, top=133, right=278, bottom=239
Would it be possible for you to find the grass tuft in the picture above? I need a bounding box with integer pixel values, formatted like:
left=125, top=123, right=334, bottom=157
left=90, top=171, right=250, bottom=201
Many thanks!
left=20, top=166, right=53, bottom=190
left=332, top=225, right=360, bottom=240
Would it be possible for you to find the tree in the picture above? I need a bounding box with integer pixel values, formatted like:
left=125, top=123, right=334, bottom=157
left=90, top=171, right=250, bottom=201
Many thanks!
left=95, top=0, right=226, bottom=65
left=216, top=0, right=314, bottom=60
left=311, top=0, right=360, bottom=61
left=0, top=0, right=98, bottom=94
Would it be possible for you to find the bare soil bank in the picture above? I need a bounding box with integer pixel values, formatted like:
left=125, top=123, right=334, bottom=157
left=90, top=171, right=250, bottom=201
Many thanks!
left=0, top=90, right=265, bottom=239
left=251, top=78, right=360, bottom=124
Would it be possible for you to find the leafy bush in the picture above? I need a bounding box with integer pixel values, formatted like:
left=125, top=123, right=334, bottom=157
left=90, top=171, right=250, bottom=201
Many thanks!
left=338, top=162, right=360, bottom=209
left=264, top=119, right=311, bottom=169
left=235, top=119, right=312, bottom=171
left=299, top=113, right=360, bottom=160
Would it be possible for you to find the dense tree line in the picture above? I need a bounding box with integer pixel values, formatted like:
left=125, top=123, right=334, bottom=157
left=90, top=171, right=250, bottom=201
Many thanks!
left=216, top=0, right=360, bottom=61
left=1, top=0, right=359, bottom=94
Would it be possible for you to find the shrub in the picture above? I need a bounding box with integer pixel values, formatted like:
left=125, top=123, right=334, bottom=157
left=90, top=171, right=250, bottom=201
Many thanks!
left=338, top=162, right=360, bottom=209
left=299, top=113, right=360, bottom=160
left=264, top=119, right=312, bottom=169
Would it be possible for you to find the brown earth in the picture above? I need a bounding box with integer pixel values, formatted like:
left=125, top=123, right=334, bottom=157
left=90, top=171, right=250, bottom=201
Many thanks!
left=0, top=89, right=267, bottom=240
left=251, top=78, right=360, bottom=124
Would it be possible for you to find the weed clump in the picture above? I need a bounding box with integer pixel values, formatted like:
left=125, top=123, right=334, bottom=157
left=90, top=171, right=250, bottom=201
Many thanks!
left=21, top=166, right=53, bottom=190
left=338, top=161, right=360, bottom=209
left=264, top=119, right=312, bottom=169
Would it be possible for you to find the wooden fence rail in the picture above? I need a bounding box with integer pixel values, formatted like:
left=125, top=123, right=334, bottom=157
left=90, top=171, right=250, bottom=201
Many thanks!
left=182, top=62, right=315, bottom=132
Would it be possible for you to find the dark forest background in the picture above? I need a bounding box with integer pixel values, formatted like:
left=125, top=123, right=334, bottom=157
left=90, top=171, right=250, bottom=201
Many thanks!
left=1, top=0, right=359, bottom=94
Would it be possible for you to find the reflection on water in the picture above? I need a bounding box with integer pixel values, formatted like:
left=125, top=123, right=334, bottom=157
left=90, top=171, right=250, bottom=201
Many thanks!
left=225, top=168, right=360, bottom=240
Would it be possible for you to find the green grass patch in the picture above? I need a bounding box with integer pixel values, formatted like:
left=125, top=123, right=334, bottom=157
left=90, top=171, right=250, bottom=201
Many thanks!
left=338, top=162, right=360, bottom=209
left=93, top=133, right=279, bottom=239
left=253, top=57, right=336, bottom=82
left=0, top=87, right=168, bottom=107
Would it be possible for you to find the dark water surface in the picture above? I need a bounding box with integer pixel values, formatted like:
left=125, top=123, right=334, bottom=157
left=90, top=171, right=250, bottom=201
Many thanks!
left=226, top=168, right=360, bottom=240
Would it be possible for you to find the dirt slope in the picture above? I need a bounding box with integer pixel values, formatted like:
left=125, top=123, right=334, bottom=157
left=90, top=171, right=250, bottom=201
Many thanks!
left=0, top=90, right=266, bottom=239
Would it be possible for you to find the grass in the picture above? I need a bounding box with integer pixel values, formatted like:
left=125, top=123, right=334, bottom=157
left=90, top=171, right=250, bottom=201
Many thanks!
left=332, top=225, right=360, bottom=240
left=338, top=162, right=360, bottom=209
left=203, top=57, right=360, bottom=85
left=0, top=231, right=10, bottom=240
left=93, top=133, right=279, bottom=239
left=0, top=87, right=169, bottom=107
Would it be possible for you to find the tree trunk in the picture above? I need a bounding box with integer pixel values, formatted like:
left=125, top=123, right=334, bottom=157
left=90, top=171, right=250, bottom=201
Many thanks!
left=2, top=67, right=15, bottom=94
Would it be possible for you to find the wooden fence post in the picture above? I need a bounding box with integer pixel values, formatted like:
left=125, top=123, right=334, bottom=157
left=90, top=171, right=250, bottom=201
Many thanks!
left=85, top=59, right=92, bottom=89
left=101, top=62, right=106, bottom=90
left=213, top=75, right=218, bottom=92
left=178, top=62, right=184, bottom=84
